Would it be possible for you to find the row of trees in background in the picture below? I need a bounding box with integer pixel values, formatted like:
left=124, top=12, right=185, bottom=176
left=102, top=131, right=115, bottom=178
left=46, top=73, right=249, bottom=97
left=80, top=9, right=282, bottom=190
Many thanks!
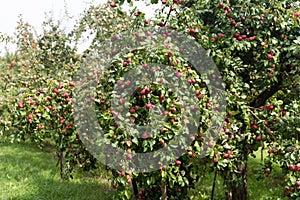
left=0, top=0, right=299, bottom=199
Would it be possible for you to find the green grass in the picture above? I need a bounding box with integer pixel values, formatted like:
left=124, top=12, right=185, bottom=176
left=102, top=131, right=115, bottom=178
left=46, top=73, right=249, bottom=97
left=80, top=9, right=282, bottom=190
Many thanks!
left=189, top=150, right=288, bottom=200
left=0, top=141, right=114, bottom=200
left=0, top=141, right=289, bottom=200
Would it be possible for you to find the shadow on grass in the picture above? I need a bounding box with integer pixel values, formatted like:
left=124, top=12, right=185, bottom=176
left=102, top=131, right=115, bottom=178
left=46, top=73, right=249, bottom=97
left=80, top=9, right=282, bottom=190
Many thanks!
left=188, top=151, right=287, bottom=200
left=0, top=141, right=115, bottom=200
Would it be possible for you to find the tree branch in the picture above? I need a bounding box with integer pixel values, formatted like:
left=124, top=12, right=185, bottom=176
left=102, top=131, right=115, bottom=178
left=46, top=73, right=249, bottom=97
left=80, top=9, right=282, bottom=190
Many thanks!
left=249, top=76, right=283, bottom=108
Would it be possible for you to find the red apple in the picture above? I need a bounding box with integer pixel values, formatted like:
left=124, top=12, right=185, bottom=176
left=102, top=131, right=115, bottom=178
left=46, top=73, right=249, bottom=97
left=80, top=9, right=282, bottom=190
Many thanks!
left=110, top=2, right=117, bottom=7
left=119, top=98, right=126, bottom=104
left=140, top=89, right=146, bottom=95
left=267, top=54, right=273, bottom=59
left=256, top=135, right=262, bottom=141
left=218, top=33, right=224, bottom=38
left=146, top=103, right=153, bottom=109
left=289, top=164, right=295, bottom=171
left=268, top=149, right=273, bottom=154
left=189, top=28, right=195, bottom=35
left=206, top=102, right=213, bottom=108
left=195, top=90, right=200, bottom=95
left=252, top=124, right=259, bottom=130
left=249, top=36, right=256, bottom=41
left=233, top=33, right=240, bottom=38
left=171, top=107, right=177, bottom=113
left=175, top=160, right=181, bottom=165
left=129, top=108, right=135, bottom=113
left=126, top=175, right=132, bottom=183
left=145, top=87, right=151, bottom=93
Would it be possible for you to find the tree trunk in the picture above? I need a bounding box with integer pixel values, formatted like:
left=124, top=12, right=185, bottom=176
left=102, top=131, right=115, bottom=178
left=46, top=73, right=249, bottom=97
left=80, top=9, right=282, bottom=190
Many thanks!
left=225, top=160, right=248, bottom=200
left=161, top=180, right=167, bottom=200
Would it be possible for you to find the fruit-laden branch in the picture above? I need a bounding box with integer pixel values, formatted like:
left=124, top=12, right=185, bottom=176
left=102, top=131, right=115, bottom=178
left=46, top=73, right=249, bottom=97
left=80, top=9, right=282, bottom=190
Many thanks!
left=163, top=7, right=173, bottom=26
left=249, top=76, right=283, bottom=108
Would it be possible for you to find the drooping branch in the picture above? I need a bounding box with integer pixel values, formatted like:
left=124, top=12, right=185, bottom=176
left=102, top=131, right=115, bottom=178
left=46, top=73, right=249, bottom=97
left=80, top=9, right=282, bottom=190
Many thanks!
left=249, top=76, right=283, bottom=108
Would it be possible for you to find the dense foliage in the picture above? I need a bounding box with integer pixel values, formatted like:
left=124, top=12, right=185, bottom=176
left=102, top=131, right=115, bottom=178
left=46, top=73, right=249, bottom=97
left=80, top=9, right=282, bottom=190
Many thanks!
left=0, top=1, right=299, bottom=200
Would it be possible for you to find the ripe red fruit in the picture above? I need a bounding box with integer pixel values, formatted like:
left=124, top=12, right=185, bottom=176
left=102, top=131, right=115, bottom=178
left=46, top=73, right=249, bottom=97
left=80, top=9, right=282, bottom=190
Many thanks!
left=18, top=103, right=25, bottom=108
left=213, top=158, right=218, bottom=163
left=295, top=12, right=299, bottom=18
left=175, top=160, right=181, bottom=165
left=231, top=20, right=237, bottom=26
left=145, top=87, right=151, bottom=93
left=129, top=108, right=135, bottom=113
left=292, top=83, right=297, bottom=88
left=233, top=33, right=240, bottom=38
left=119, top=98, right=126, bottom=104
left=218, top=33, right=224, bottom=38
left=267, top=54, right=273, bottom=59
left=256, top=135, right=262, bottom=141
left=140, top=89, right=146, bottom=95
left=53, top=89, right=59, bottom=94
left=189, top=28, right=195, bottom=35
left=168, top=51, right=173, bottom=57
left=110, top=2, right=117, bottom=7
left=268, top=72, right=273, bottom=78
left=266, top=104, right=274, bottom=111
left=126, top=175, right=132, bottom=183
left=289, top=164, right=295, bottom=171
left=158, top=22, right=164, bottom=27
left=296, top=181, right=300, bottom=186
left=162, top=0, right=166, bottom=4
left=126, top=153, right=132, bottom=159
left=146, top=103, right=153, bottom=109
left=69, top=82, right=75, bottom=87
left=249, top=36, right=256, bottom=41
left=268, top=149, right=273, bottom=154
left=206, top=102, right=213, bottom=108
left=237, top=36, right=243, bottom=41
left=169, top=107, right=176, bottom=113
left=195, top=90, right=200, bottom=95
left=241, top=35, right=247, bottom=39
left=218, top=3, right=224, bottom=8
left=224, top=153, right=229, bottom=159
left=252, top=124, right=259, bottom=130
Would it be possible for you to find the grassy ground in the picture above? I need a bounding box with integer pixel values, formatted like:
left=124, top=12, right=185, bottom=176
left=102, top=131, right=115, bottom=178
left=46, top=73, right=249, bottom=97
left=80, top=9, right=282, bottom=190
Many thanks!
left=0, top=141, right=288, bottom=200
left=0, top=141, right=114, bottom=200
left=189, top=150, right=287, bottom=200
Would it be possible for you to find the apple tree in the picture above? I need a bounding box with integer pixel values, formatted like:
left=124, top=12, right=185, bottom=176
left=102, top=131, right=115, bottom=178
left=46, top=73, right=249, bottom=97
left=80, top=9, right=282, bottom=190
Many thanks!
left=112, top=0, right=300, bottom=199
